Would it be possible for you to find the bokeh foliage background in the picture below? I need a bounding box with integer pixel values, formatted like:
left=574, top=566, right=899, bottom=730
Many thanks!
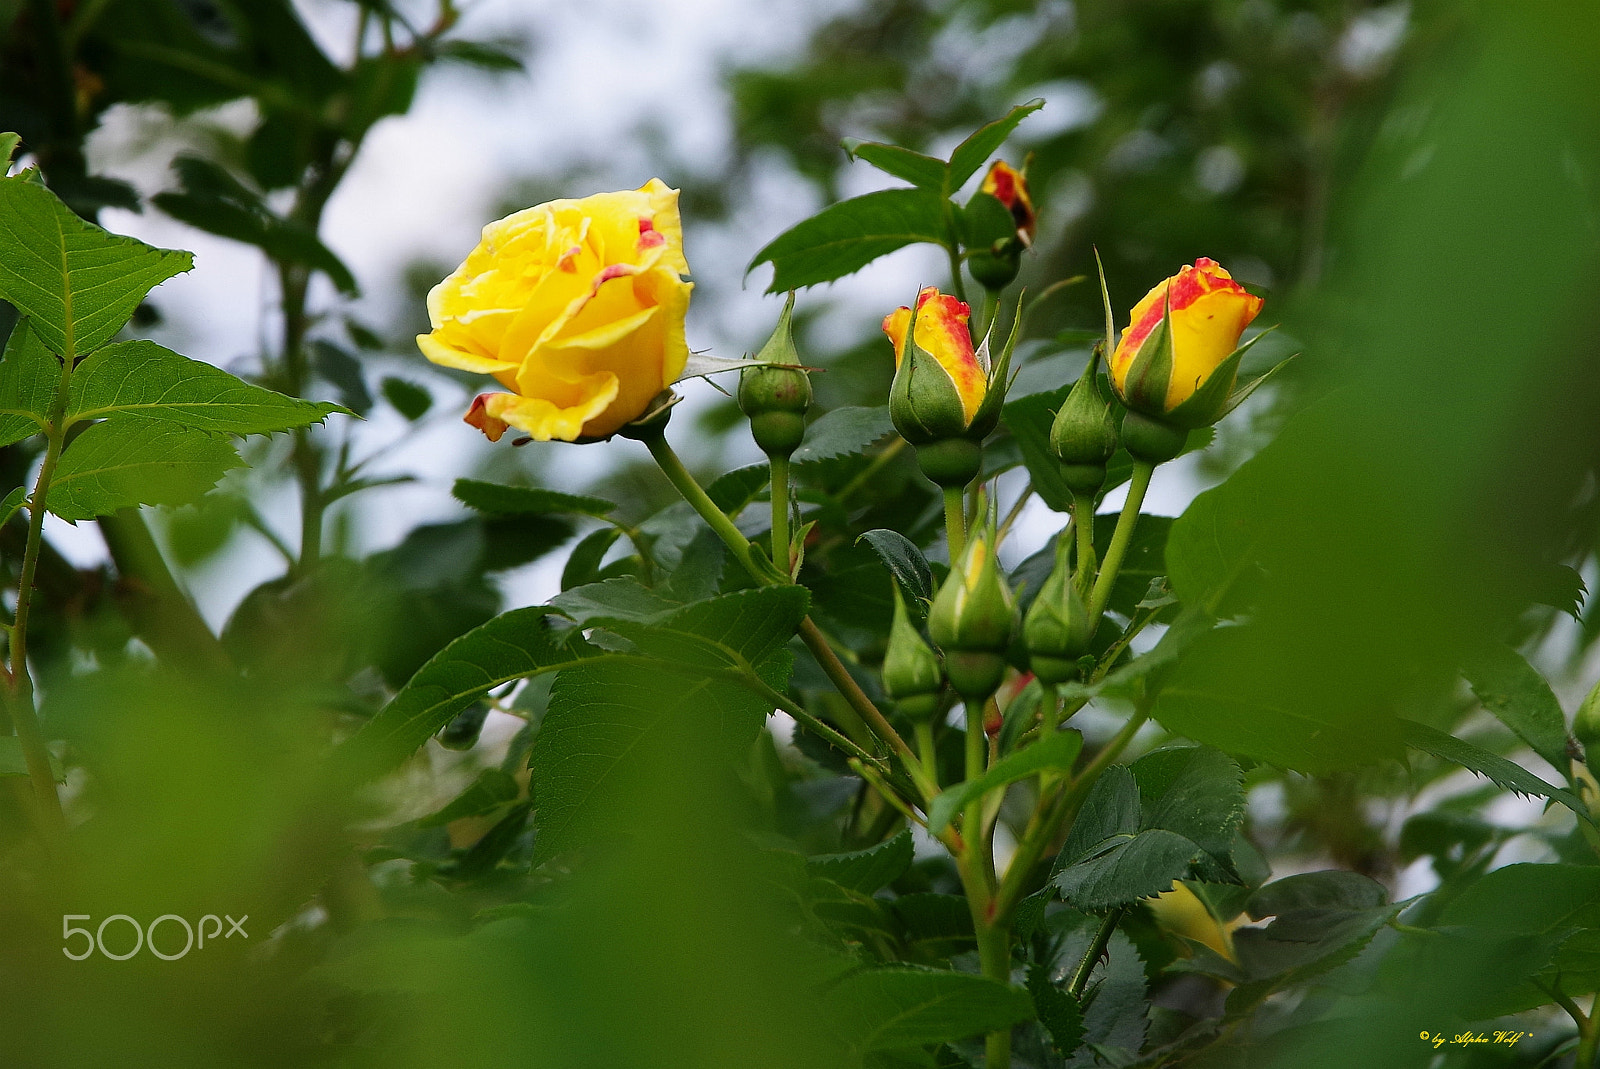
left=1, top=0, right=1598, bottom=1066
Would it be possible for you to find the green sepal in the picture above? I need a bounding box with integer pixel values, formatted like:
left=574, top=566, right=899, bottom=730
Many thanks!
left=966, top=298, right=1023, bottom=441
left=889, top=299, right=970, bottom=445
left=1162, top=327, right=1284, bottom=429
left=1116, top=292, right=1176, bottom=416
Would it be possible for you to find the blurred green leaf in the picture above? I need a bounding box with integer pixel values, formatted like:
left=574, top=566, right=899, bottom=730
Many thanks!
left=1399, top=719, right=1587, bottom=818
left=748, top=189, right=948, bottom=292
left=46, top=416, right=240, bottom=520
left=453, top=478, right=616, bottom=518
left=0, top=174, right=191, bottom=357
left=435, top=39, right=527, bottom=73
left=1001, top=385, right=1074, bottom=511
left=380, top=377, right=432, bottom=420
left=825, top=966, right=1034, bottom=1053
left=1165, top=462, right=1269, bottom=618
left=415, top=768, right=522, bottom=828
left=0, top=736, right=64, bottom=780
left=562, top=527, right=623, bottom=591
left=68, top=340, right=344, bottom=433
left=1247, top=871, right=1387, bottom=919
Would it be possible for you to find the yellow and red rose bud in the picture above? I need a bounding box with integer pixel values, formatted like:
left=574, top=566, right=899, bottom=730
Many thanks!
left=1050, top=350, right=1118, bottom=494
left=965, top=161, right=1035, bottom=291
left=739, top=293, right=812, bottom=457
left=419, top=179, right=692, bottom=443
left=885, top=287, right=1019, bottom=487
left=882, top=585, right=944, bottom=722
left=1109, top=258, right=1269, bottom=459
left=929, top=534, right=1018, bottom=701
left=1023, top=535, right=1093, bottom=685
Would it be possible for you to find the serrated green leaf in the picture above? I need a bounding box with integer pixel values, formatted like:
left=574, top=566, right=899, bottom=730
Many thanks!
left=807, top=830, right=914, bottom=894
left=1077, top=931, right=1149, bottom=1058
left=857, top=529, right=934, bottom=604
left=793, top=405, right=893, bottom=464
left=748, top=188, right=949, bottom=292
left=0, top=175, right=191, bottom=357
left=67, top=340, right=343, bottom=433
left=842, top=139, right=947, bottom=190
left=1229, top=902, right=1400, bottom=1001
left=550, top=578, right=679, bottom=626
left=1462, top=643, right=1569, bottom=771
left=1053, top=829, right=1199, bottom=912
left=1399, top=719, right=1587, bottom=818
left=826, top=967, right=1034, bottom=1052
left=414, top=767, right=521, bottom=828
left=46, top=416, right=240, bottom=520
left=945, top=99, right=1044, bottom=192
left=343, top=608, right=596, bottom=775
left=928, top=731, right=1082, bottom=834
left=706, top=463, right=770, bottom=514
left=1130, top=745, right=1244, bottom=865
left=0, top=319, right=57, bottom=446
left=452, top=478, right=615, bottom=518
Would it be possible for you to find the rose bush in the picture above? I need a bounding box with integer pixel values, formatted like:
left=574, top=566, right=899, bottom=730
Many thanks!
left=417, top=179, right=693, bottom=442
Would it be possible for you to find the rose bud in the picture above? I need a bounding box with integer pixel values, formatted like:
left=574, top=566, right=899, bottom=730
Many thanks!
left=1023, top=535, right=1093, bottom=686
left=884, top=287, right=1017, bottom=487
left=966, top=160, right=1037, bottom=291
left=1049, top=349, right=1118, bottom=495
left=1109, top=258, right=1268, bottom=462
left=738, top=293, right=812, bottom=458
left=418, top=180, right=693, bottom=443
left=882, top=586, right=944, bottom=722
left=929, top=533, right=1018, bottom=702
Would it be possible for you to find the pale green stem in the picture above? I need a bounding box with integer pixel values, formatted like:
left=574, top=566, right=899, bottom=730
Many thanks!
left=770, top=452, right=791, bottom=574
left=1072, top=492, right=1098, bottom=599
left=1085, top=462, right=1154, bottom=626
left=945, top=241, right=969, bottom=305
left=643, top=432, right=769, bottom=582
left=978, top=922, right=1013, bottom=1069
left=916, top=721, right=939, bottom=788
left=943, top=485, right=967, bottom=563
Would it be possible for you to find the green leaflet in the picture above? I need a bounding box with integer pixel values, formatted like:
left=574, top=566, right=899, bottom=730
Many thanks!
left=747, top=188, right=948, bottom=292
left=46, top=416, right=242, bottom=521
left=0, top=172, right=191, bottom=359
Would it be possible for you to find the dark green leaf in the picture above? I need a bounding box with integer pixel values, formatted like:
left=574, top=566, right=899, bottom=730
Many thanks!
left=0, top=486, right=25, bottom=531
left=46, top=416, right=240, bottom=520
left=311, top=340, right=372, bottom=414
left=562, top=528, right=623, bottom=591
left=944, top=99, right=1044, bottom=191
left=748, top=188, right=948, bottom=292
left=1247, top=871, right=1388, bottom=919
left=0, top=174, right=191, bottom=357
left=68, top=340, right=343, bottom=433
left=415, top=768, right=521, bottom=828
left=826, top=967, right=1034, bottom=1052
left=706, top=463, right=770, bottom=514
left=842, top=138, right=947, bottom=190
left=1057, top=765, right=1141, bottom=863
left=928, top=731, right=1082, bottom=833
left=807, top=830, right=914, bottom=894
left=550, top=578, right=679, bottom=626
left=452, top=478, right=616, bottom=518
left=1027, top=966, right=1084, bottom=1056
left=380, top=377, right=432, bottom=419
left=1001, top=385, right=1074, bottom=512
left=0, top=736, right=65, bottom=781
left=793, top=405, right=894, bottom=463
left=1130, top=745, right=1245, bottom=865
left=1053, top=829, right=1199, bottom=912
left=1092, top=513, right=1171, bottom=621
left=857, top=529, right=934, bottom=604
left=1399, top=719, right=1587, bottom=818
left=435, top=38, right=527, bottom=72
left=1462, top=643, right=1569, bottom=771
left=1165, top=462, right=1271, bottom=617
left=1075, top=931, right=1149, bottom=1060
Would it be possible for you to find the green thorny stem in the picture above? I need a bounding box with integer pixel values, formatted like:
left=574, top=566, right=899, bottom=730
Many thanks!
left=639, top=431, right=932, bottom=794
left=959, top=684, right=1012, bottom=1069
left=943, top=485, right=968, bottom=564
left=769, top=452, right=791, bottom=574
left=6, top=350, right=75, bottom=849
left=1085, top=461, right=1155, bottom=627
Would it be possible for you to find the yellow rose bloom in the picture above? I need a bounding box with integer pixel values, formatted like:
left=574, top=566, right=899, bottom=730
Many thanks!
left=418, top=179, right=693, bottom=442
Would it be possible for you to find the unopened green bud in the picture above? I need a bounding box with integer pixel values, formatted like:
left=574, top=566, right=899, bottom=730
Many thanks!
left=740, top=294, right=813, bottom=457
left=1024, top=535, right=1093, bottom=685
left=1050, top=351, right=1118, bottom=494
left=1577, top=678, right=1600, bottom=750
left=929, top=535, right=1017, bottom=701
left=882, top=587, right=944, bottom=720
left=968, top=241, right=1022, bottom=291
